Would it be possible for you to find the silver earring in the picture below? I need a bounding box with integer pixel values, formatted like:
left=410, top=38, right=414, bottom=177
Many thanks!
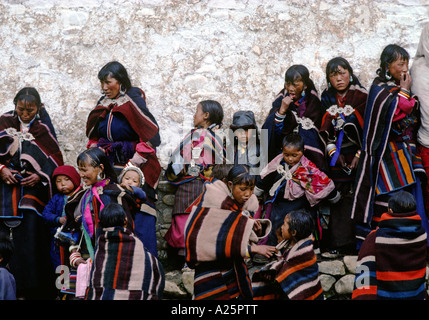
left=97, top=171, right=105, bottom=181
left=350, top=76, right=353, bottom=83
left=385, top=70, right=392, bottom=81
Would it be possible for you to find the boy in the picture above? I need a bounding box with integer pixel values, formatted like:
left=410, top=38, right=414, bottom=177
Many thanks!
left=352, top=191, right=427, bottom=300
left=251, top=209, right=324, bottom=300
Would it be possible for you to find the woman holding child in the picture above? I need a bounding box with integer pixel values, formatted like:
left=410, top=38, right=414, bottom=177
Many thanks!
left=0, top=87, right=63, bottom=299
left=351, top=44, right=429, bottom=247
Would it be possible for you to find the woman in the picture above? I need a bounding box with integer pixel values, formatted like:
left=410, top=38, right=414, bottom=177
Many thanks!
left=351, top=44, right=429, bottom=247
left=0, top=87, right=64, bottom=299
left=262, top=65, right=325, bottom=170
left=86, top=61, right=162, bottom=251
left=63, top=148, right=139, bottom=269
left=319, top=57, right=368, bottom=257
left=411, top=22, right=429, bottom=213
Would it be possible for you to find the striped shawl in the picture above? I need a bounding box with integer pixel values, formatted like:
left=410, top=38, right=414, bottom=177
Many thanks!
left=352, top=210, right=427, bottom=300
left=351, top=77, right=423, bottom=224
left=252, top=235, right=323, bottom=300
left=165, top=125, right=226, bottom=185
left=0, top=113, right=63, bottom=217
left=185, top=179, right=270, bottom=300
left=86, top=87, right=161, bottom=188
left=86, top=226, right=164, bottom=300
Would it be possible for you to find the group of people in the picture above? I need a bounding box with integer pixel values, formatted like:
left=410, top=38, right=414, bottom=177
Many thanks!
left=0, top=23, right=429, bottom=301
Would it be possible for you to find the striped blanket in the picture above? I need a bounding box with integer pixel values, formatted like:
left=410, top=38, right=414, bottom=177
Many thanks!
left=86, top=226, right=164, bottom=300
left=351, top=77, right=423, bottom=224
left=252, top=235, right=323, bottom=300
left=184, top=179, right=270, bottom=300
left=352, top=210, right=427, bottom=300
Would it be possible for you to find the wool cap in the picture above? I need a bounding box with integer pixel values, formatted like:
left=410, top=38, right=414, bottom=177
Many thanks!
left=230, top=110, right=257, bottom=130
left=52, top=165, right=81, bottom=190
left=118, top=163, right=145, bottom=187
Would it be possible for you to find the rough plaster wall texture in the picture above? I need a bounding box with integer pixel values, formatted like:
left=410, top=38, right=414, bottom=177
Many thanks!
left=0, top=0, right=428, bottom=167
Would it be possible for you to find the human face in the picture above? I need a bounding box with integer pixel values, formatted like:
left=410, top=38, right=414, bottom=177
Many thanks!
left=78, top=160, right=103, bottom=186
left=193, top=103, right=209, bottom=128
left=16, top=100, right=38, bottom=124
left=285, top=78, right=305, bottom=101
left=100, top=74, right=121, bottom=99
left=282, top=145, right=304, bottom=167
left=281, top=215, right=295, bottom=241
left=328, top=66, right=351, bottom=93
left=228, top=182, right=254, bottom=205
left=55, top=175, right=75, bottom=196
left=121, top=170, right=140, bottom=188
left=234, top=128, right=251, bottom=145
left=387, top=58, right=409, bottom=83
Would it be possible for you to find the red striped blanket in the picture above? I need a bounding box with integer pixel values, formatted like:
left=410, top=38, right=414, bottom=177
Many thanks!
left=86, top=226, right=164, bottom=300
left=251, top=235, right=323, bottom=300
left=184, top=179, right=270, bottom=300
left=352, top=210, right=427, bottom=300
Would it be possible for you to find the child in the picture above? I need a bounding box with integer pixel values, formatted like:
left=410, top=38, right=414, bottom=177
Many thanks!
left=118, top=164, right=158, bottom=257
left=352, top=191, right=427, bottom=300
left=252, top=209, right=324, bottom=300
left=0, top=233, right=16, bottom=300
left=86, top=203, right=164, bottom=300
left=262, top=65, right=325, bottom=169
left=185, top=164, right=276, bottom=300
left=164, top=100, right=226, bottom=264
left=255, top=133, right=339, bottom=246
left=42, top=165, right=81, bottom=271
left=227, top=110, right=265, bottom=174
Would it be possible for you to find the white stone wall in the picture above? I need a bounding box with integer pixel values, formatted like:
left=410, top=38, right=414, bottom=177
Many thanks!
left=0, top=0, right=428, bottom=167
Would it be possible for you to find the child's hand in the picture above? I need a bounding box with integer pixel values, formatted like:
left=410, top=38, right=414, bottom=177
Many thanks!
left=59, top=216, right=67, bottom=225
left=253, top=220, right=262, bottom=236
left=251, top=244, right=277, bottom=259
left=120, top=182, right=133, bottom=192
left=400, top=72, right=412, bottom=92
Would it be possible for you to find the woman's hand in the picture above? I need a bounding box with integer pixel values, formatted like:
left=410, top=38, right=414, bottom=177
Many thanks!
left=251, top=244, right=277, bottom=258
left=279, top=96, right=293, bottom=115
left=0, top=167, right=19, bottom=185
left=20, top=172, right=41, bottom=188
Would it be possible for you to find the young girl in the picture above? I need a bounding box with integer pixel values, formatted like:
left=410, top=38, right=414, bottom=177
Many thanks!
left=227, top=110, right=264, bottom=173
left=185, top=164, right=276, bottom=300
left=351, top=44, right=429, bottom=248
left=262, top=65, right=325, bottom=170
left=255, top=133, right=339, bottom=247
left=118, top=164, right=158, bottom=257
left=164, top=100, right=226, bottom=264
left=63, top=148, right=138, bottom=269
left=319, top=57, right=368, bottom=257
left=252, top=209, right=324, bottom=300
